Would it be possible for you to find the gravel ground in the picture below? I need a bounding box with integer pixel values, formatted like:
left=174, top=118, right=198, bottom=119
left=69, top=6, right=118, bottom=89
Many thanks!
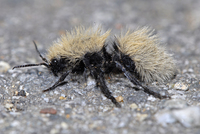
left=0, top=0, right=200, bottom=134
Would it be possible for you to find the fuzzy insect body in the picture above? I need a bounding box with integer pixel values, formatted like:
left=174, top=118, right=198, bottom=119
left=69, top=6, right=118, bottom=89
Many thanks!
left=102, top=27, right=176, bottom=99
left=46, top=26, right=110, bottom=76
left=106, top=27, right=176, bottom=83
left=13, top=26, right=121, bottom=107
left=13, top=26, right=176, bottom=108
left=47, top=26, right=110, bottom=64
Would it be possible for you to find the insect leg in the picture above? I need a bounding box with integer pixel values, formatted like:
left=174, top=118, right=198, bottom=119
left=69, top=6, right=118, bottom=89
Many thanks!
left=115, top=61, right=169, bottom=99
left=43, top=71, right=70, bottom=92
left=97, top=72, right=121, bottom=108
left=83, top=67, right=88, bottom=83
left=83, top=58, right=121, bottom=107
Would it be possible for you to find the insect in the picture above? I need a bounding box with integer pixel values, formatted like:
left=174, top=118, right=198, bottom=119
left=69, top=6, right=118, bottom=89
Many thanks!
left=13, top=26, right=176, bottom=108
left=103, top=27, right=176, bottom=99
left=13, top=26, right=121, bottom=107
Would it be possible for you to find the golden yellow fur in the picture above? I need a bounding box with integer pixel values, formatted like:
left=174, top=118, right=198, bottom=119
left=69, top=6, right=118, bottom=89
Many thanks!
left=47, top=26, right=110, bottom=63
left=117, top=27, right=176, bottom=83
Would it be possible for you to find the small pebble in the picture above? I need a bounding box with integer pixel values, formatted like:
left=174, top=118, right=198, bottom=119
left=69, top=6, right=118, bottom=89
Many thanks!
left=18, top=90, right=26, bottom=96
left=5, top=103, right=14, bottom=110
left=0, top=119, right=4, bottom=124
left=0, top=61, right=10, bottom=73
left=129, top=103, right=138, bottom=109
left=13, top=90, right=29, bottom=97
left=163, top=99, right=188, bottom=109
left=136, top=113, right=148, bottom=122
left=172, top=106, right=200, bottom=128
left=40, top=108, right=57, bottom=114
left=50, top=128, right=59, bottom=134
left=87, top=77, right=96, bottom=86
left=43, top=98, right=49, bottom=103
left=61, top=122, right=68, bottom=129
left=147, top=96, right=157, bottom=101
left=59, top=96, right=66, bottom=100
left=155, top=110, right=176, bottom=126
left=12, top=96, right=21, bottom=99
left=13, top=91, right=19, bottom=96
left=187, top=68, right=194, bottom=73
left=60, top=94, right=66, bottom=97
left=174, top=82, right=189, bottom=91
left=10, top=121, right=20, bottom=127
left=66, top=114, right=70, bottom=119
left=155, top=106, right=200, bottom=128
left=116, top=96, right=123, bottom=102
left=53, top=91, right=60, bottom=95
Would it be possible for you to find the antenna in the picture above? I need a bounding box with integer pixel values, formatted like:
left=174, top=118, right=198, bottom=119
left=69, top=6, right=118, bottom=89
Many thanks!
left=33, top=41, right=48, bottom=63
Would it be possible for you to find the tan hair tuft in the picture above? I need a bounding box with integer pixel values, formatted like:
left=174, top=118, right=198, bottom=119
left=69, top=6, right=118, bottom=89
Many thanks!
left=47, top=26, right=110, bottom=63
left=116, top=27, right=176, bottom=83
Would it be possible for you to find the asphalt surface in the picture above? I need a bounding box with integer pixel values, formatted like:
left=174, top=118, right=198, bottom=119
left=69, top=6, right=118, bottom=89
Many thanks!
left=0, top=0, right=200, bottom=134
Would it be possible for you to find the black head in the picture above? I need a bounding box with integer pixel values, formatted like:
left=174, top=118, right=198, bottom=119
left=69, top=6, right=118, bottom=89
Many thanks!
left=12, top=41, right=67, bottom=76
left=48, top=58, right=69, bottom=76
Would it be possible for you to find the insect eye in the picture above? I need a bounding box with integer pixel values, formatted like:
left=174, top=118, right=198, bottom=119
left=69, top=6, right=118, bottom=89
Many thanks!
left=52, top=59, right=58, bottom=65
